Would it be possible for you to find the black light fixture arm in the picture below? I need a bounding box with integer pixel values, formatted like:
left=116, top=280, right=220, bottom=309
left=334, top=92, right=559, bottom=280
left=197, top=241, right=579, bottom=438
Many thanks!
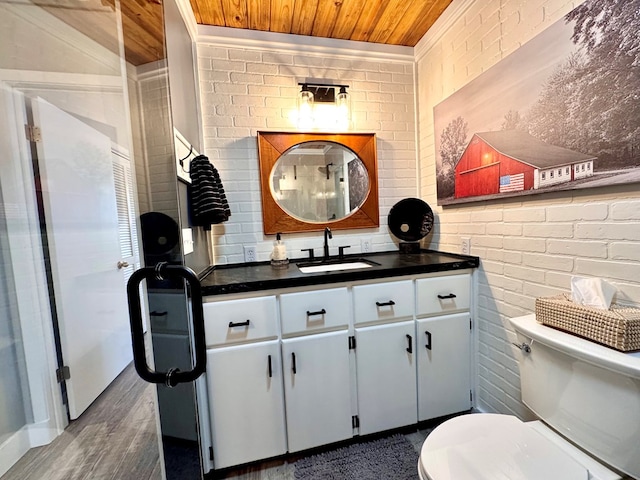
left=298, top=82, right=350, bottom=103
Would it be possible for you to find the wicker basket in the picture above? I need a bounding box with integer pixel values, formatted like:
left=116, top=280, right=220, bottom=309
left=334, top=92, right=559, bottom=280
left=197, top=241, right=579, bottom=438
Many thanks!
left=535, top=293, right=640, bottom=352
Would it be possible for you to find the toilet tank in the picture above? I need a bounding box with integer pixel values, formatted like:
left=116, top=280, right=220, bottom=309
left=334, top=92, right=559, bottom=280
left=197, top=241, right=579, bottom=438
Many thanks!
left=511, top=314, right=640, bottom=479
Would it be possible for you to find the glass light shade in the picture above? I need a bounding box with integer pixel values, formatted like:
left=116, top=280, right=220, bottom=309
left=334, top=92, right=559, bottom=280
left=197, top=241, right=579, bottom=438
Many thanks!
left=297, top=85, right=314, bottom=129
left=336, top=87, right=351, bottom=129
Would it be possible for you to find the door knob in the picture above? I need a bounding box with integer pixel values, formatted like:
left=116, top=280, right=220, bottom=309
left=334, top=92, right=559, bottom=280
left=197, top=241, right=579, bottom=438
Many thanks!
left=117, top=261, right=130, bottom=269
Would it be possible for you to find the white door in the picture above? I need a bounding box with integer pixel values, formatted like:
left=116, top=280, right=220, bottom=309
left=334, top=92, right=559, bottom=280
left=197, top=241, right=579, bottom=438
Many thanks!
left=282, top=331, right=352, bottom=452
left=417, top=313, right=471, bottom=421
left=31, top=97, right=132, bottom=419
left=355, top=320, right=417, bottom=435
left=207, top=341, right=287, bottom=469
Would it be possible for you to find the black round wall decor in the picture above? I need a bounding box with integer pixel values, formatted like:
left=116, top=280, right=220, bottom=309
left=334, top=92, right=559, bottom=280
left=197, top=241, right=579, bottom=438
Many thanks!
left=140, top=212, right=180, bottom=256
left=387, top=198, right=434, bottom=242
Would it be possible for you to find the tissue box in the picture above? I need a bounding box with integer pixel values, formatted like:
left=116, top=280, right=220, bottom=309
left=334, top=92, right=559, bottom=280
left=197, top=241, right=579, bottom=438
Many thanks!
left=535, top=293, right=640, bottom=352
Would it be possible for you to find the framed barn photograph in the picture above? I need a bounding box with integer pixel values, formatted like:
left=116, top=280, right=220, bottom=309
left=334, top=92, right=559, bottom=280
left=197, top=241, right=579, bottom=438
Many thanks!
left=434, top=0, right=640, bottom=205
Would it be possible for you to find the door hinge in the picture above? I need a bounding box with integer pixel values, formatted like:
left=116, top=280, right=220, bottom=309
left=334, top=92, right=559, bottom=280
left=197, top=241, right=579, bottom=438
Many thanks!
left=25, top=124, right=41, bottom=142
left=352, top=415, right=359, bottom=429
left=348, top=335, right=356, bottom=350
left=470, top=390, right=473, bottom=403
left=470, top=318, right=472, bottom=330
left=209, top=446, right=214, bottom=461
left=56, top=366, right=70, bottom=383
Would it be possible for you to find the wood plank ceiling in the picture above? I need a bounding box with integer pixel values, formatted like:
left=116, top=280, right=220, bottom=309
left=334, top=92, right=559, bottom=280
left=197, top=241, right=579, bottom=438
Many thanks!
left=190, top=0, right=453, bottom=47
left=33, top=0, right=453, bottom=66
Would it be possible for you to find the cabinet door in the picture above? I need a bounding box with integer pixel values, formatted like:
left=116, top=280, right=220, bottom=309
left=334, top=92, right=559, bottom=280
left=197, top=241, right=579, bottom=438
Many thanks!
left=282, top=331, right=352, bottom=452
left=207, top=340, right=287, bottom=469
left=417, top=313, right=471, bottom=421
left=355, top=320, right=417, bottom=435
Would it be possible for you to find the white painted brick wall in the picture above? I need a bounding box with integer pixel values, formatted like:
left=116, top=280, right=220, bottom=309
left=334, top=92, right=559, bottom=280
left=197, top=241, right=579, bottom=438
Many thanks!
left=197, top=42, right=417, bottom=264
left=137, top=71, right=179, bottom=219
left=417, top=0, right=640, bottom=418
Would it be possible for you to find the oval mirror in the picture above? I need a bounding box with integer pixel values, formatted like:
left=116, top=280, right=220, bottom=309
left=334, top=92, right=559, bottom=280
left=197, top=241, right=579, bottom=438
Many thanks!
left=258, top=132, right=379, bottom=234
left=270, top=141, right=369, bottom=223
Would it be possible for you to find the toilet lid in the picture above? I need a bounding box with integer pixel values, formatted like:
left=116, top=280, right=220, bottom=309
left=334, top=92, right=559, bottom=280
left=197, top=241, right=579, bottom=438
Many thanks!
left=420, top=414, right=588, bottom=480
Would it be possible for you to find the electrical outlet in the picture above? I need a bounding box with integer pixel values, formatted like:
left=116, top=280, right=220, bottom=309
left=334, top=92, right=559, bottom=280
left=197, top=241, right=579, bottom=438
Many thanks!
left=361, top=239, right=372, bottom=253
left=244, top=245, right=257, bottom=262
left=461, top=237, right=471, bottom=255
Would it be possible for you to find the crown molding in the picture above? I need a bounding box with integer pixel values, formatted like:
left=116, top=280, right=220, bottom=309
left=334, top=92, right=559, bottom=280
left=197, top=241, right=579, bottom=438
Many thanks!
left=135, top=60, right=168, bottom=82
left=414, top=0, right=475, bottom=61
left=173, top=0, right=199, bottom=41
left=197, top=25, right=415, bottom=63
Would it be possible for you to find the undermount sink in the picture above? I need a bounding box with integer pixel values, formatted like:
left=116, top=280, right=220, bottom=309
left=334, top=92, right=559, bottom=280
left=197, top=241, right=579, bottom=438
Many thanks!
left=297, top=258, right=380, bottom=274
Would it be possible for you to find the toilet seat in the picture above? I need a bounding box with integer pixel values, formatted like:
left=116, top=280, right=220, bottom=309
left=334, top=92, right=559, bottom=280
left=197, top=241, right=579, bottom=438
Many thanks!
left=419, top=414, right=588, bottom=480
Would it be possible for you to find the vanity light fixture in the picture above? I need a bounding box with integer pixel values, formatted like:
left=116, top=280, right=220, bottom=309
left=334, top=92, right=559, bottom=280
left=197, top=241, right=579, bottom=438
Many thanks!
left=297, top=83, right=351, bottom=130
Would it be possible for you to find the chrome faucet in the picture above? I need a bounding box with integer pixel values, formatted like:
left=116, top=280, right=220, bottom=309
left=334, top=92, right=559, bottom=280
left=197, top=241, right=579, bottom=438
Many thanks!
left=323, top=227, right=332, bottom=259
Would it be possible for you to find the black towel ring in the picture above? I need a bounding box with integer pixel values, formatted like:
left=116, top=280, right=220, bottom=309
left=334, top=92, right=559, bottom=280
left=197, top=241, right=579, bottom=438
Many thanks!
left=179, top=145, right=194, bottom=173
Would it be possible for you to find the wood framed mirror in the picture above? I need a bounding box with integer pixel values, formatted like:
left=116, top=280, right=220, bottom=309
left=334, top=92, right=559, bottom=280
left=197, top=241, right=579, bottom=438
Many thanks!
left=258, top=131, right=379, bottom=234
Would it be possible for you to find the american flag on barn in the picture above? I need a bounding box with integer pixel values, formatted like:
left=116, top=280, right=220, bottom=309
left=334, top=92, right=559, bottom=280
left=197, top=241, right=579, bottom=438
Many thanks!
left=499, top=173, right=525, bottom=192
left=454, top=130, right=596, bottom=200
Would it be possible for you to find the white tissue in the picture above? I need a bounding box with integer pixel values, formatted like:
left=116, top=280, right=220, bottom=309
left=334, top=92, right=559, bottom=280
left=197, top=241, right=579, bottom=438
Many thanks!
left=571, top=276, right=616, bottom=309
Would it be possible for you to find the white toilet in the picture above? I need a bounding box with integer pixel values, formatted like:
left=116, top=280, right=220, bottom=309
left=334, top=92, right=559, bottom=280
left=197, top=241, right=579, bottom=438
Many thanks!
left=418, top=314, right=640, bottom=480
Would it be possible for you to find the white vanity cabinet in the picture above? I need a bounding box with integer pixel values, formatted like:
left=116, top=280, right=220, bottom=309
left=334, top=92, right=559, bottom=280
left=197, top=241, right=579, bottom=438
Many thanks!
left=279, top=288, right=353, bottom=452
left=352, top=280, right=417, bottom=434
left=203, top=296, right=287, bottom=469
left=201, top=268, right=474, bottom=469
left=415, top=274, right=472, bottom=421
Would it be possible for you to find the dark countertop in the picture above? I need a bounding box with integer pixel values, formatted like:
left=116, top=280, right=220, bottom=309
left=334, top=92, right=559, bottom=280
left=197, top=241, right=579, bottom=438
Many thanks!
left=199, top=249, right=479, bottom=296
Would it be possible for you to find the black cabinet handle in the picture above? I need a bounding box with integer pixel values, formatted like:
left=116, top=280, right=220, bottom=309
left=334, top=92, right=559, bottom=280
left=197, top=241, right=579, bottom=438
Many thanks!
left=406, top=334, right=413, bottom=354
left=150, top=311, right=168, bottom=316
left=268, top=355, right=272, bottom=378
left=292, top=352, right=297, bottom=374
left=437, top=293, right=457, bottom=300
left=425, top=331, right=432, bottom=350
left=376, top=300, right=396, bottom=307
left=228, top=319, right=250, bottom=328
left=306, top=309, right=326, bottom=317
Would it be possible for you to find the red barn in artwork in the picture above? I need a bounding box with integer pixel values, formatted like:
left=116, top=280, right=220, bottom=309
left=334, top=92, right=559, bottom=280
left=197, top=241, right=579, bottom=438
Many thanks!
left=454, top=130, right=596, bottom=199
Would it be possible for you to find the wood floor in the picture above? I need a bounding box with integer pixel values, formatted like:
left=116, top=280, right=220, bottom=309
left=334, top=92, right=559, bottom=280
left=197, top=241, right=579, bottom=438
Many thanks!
left=2, top=364, right=440, bottom=480
left=1, top=364, right=162, bottom=480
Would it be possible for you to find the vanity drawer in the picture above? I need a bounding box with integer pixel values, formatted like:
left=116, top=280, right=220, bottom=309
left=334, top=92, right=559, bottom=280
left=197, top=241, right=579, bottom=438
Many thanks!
left=280, top=288, right=350, bottom=335
left=353, top=280, right=414, bottom=325
left=416, top=274, right=470, bottom=316
left=204, top=296, right=278, bottom=346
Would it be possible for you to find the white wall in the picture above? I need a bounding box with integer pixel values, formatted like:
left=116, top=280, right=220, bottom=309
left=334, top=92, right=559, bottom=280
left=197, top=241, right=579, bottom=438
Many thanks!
left=416, top=0, right=640, bottom=418
left=134, top=63, right=179, bottom=219
left=196, top=32, right=418, bottom=264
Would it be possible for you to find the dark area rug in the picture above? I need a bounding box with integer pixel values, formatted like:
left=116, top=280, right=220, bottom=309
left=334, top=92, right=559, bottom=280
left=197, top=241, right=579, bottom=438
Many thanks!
left=293, top=434, right=418, bottom=480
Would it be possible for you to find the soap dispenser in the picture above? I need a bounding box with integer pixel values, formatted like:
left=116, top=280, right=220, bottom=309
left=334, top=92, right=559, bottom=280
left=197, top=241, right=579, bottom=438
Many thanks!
left=270, top=232, right=289, bottom=269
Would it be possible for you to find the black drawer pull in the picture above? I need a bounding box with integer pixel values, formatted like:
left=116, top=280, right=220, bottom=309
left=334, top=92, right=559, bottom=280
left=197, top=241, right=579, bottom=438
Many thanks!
left=376, top=300, right=396, bottom=307
left=150, top=311, right=168, bottom=316
left=437, top=293, right=457, bottom=300
left=228, top=319, right=250, bottom=328
left=292, top=352, right=297, bottom=374
left=268, top=355, right=272, bottom=378
left=406, top=334, right=413, bottom=354
left=306, top=309, right=326, bottom=317
left=425, top=331, right=432, bottom=350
